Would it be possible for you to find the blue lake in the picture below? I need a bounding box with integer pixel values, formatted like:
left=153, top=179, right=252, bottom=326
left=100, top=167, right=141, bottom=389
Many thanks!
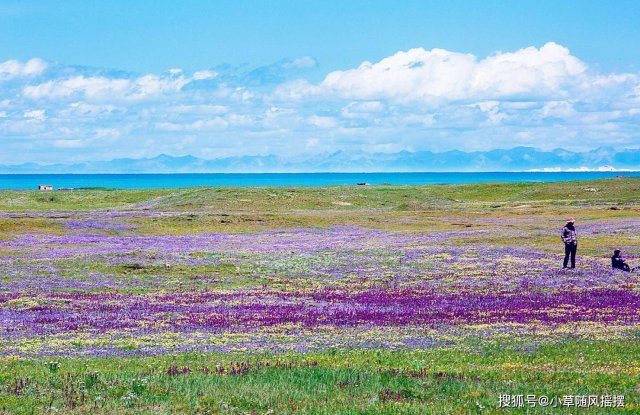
left=0, top=172, right=638, bottom=190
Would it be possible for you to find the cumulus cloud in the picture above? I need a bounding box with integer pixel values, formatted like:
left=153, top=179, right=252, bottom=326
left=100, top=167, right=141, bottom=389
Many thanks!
left=313, top=42, right=587, bottom=103
left=1, top=45, right=640, bottom=164
left=192, top=70, right=217, bottom=80
left=0, top=58, right=47, bottom=81
left=23, top=74, right=191, bottom=101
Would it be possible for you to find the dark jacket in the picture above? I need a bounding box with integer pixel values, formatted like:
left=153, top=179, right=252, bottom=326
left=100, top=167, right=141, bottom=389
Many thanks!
left=612, top=254, right=630, bottom=271
left=561, top=223, right=577, bottom=245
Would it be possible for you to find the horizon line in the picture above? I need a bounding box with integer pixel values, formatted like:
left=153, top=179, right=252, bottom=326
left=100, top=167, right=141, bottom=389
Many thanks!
left=1, top=170, right=639, bottom=175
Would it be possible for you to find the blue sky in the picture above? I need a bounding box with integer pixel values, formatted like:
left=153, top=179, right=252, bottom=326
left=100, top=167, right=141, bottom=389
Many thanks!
left=1, top=0, right=640, bottom=164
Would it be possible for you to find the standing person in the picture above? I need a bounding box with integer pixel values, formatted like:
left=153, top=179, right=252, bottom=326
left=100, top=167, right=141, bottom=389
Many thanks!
left=561, top=217, right=577, bottom=269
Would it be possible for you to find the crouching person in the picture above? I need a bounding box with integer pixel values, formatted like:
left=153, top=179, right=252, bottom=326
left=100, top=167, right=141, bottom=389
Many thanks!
left=612, top=249, right=632, bottom=272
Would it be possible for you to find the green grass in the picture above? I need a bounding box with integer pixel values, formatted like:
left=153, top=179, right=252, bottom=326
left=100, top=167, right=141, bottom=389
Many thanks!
left=2, top=178, right=639, bottom=212
left=1, top=338, right=638, bottom=414
left=0, top=188, right=171, bottom=212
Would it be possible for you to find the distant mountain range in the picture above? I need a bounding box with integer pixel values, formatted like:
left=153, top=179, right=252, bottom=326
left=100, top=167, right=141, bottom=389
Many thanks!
left=2, top=147, right=639, bottom=173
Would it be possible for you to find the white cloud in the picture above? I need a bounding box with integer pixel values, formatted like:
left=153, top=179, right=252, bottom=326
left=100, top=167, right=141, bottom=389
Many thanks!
left=538, top=101, right=577, bottom=119
left=309, top=42, right=587, bottom=104
left=157, top=117, right=229, bottom=131
left=24, top=77, right=130, bottom=100
left=23, top=109, right=46, bottom=121
left=470, top=43, right=585, bottom=97
left=192, top=70, right=217, bottom=80
left=470, top=101, right=507, bottom=125
left=2, top=45, right=640, bottom=164
left=273, top=79, right=319, bottom=101
left=341, top=101, right=385, bottom=119
left=0, top=58, right=47, bottom=80
left=133, top=74, right=189, bottom=98
left=158, top=113, right=255, bottom=131
left=23, top=73, right=191, bottom=101
left=321, top=48, right=474, bottom=103
left=60, top=102, right=121, bottom=117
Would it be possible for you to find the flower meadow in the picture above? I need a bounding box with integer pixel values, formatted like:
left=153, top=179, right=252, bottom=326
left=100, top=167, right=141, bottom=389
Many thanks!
left=0, top=183, right=639, bottom=414
left=1, top=208, right=639, bottom=358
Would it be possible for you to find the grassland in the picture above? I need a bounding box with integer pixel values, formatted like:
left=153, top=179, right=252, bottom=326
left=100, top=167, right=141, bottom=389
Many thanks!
left=1, top=178, right=639, bottom=414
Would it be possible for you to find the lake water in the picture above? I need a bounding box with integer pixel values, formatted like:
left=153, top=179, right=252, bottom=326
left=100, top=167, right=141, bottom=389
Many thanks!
left=0, top=172, right=638, bottom=190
